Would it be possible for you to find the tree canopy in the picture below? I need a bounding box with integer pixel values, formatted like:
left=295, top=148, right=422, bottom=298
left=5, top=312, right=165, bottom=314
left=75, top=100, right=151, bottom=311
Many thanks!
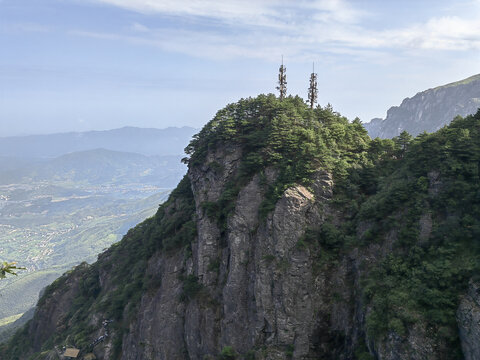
left=0, top=262, right=24, bottom=279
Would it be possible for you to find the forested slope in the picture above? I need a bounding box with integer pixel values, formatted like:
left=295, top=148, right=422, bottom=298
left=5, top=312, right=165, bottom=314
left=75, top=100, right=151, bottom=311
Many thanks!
left=2, top=95, right=479, bottom=359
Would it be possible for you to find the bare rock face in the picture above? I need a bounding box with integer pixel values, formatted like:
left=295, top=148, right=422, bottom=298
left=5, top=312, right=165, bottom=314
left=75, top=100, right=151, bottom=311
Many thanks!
left=457, top=280, right=480, bottom=360
left=104, top=147, right=456, bottom=360
left=122, top=251, right=187, bottom=360
left=12, top=140, right=472, bottom=360
left=250, top=185, right=321, bottom=359
left=117, top=141, right=354, bottom=359
left=190, top=144, right=243, bottom=287
left=27, top=265, right=84, bottom=352
left=364, top=74, right=480, bottom=138
left=182, top=145, right=340, bottom=359
left=373, top=324, right=439, bottom=360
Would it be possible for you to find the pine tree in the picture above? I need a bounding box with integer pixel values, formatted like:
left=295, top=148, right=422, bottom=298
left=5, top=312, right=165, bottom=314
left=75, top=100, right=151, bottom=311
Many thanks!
left=394, top=130, right=413, bottom=158
left=1, top=261, right=24, bottom=279
left=308, top=63, right=318, bottom=109
left=276, top=56, right=287, bottom=100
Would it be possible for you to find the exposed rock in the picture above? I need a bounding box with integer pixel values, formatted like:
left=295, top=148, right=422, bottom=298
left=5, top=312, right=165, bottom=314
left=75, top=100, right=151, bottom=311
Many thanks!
left=373, top=324, right=439, bottom=360
left=122, top=251, right=187, bottom=360
left=427, top=171, right=442, bottom=196
left=12, top=143, right=464, bottom=360
left=28, top=266, right=84, bottom=352
left=364, top=74, right=480, bottom=138
left=457, top=280, right=480, bottom=360
left=4, top=102, right=478, bottom=360
left=13, top=141, right=457, bottom=360
left=419, top=213, right=432, bottom=241
left=118, top=148, right=347, bottom=359
left=189, top=144, right=242, bottom=287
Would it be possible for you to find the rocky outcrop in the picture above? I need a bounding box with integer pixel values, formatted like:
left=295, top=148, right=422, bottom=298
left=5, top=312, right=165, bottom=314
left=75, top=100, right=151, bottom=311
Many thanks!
left=9, top=142, right=464, bottom=360
left=373, top=324, right=440, bottom=360
left=27, top=265, right=85, bottom=351
left=120, top=143, right=358, bottom=359
left=4, top=97, right=479, bottom=360
left=122, top=251, right=187, bottom=360
left=457, top=280, right=480, bottom=360
left=364, top=74, right=480, bottom=138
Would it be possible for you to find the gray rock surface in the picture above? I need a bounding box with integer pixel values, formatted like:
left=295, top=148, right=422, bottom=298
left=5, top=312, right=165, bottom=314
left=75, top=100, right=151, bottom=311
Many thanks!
left=10, top=141, right=473, bottom=360
left=117, top=145, right=355, bottom=359
left=364, top=74, right=480, bottom=139
left=457, top=280, right=480, bottom=360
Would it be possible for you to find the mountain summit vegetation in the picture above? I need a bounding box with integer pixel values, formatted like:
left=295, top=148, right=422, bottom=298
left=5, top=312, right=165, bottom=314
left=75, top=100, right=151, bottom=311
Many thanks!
left=1, top=94, right=479, bottom=359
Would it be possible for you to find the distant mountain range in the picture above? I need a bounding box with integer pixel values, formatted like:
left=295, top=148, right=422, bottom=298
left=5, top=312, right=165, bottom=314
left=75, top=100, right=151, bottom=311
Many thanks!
left=364, top=74, right=480, bottom=138
left=0, top=126, right=196, bottom=341
left=0, top=126, right=198, bottom=158
left=5, top=95, right=480, bottom=359
left=0, top=149, right=185, bottom=187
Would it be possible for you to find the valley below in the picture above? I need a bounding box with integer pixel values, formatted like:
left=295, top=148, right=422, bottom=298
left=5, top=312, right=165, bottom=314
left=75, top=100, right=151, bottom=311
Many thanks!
left=0, top=127, right=195, bottom=343
left=0, top=178, right=172, bottom=342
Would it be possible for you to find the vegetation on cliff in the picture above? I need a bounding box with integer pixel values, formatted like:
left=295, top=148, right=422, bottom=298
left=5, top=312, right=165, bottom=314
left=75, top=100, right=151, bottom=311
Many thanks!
left=1, top=94, right=480, bottom=359
left=186, top=96, right=480, bottom=356
left=0, top=262, right=24, bottom=279
left=327, top=112, right=480, bottom=357
left=186, top=94, right=371, bottom=228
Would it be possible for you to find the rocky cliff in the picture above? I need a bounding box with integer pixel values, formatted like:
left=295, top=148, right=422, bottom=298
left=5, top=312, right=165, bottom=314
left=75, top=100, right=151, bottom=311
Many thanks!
left=364, top=74, right=480, bottom=138
left=457, top=280, right=480, bottom=360
left=2, top=95, right=480, bottom=360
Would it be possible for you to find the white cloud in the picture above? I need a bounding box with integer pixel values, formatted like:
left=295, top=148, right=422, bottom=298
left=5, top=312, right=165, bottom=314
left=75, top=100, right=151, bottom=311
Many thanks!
left=76, top=1, right=480, bottom=61
left=94, top=0, right=365, bottom=29
left=95, top=0, right=282, bottom=27
left=130, top=22, right=149, bottom=32
left=414, top=16, right=480, bottom=50
left=358, top=16, right=480, bottom=51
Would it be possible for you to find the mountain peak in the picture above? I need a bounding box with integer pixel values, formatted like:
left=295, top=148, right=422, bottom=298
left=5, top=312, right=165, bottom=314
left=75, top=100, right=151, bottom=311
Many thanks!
left=433, top=73, right=480, bottom=90
left=364, top=73, right=480, bottom=138
left=3, top=96, right=480, bottom=360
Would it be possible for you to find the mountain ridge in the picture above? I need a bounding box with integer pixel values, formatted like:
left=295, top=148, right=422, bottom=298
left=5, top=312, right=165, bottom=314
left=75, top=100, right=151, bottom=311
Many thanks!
left=2, top=94, right=480, bottom=359
left=0, top=148, right=186, bottom=187
left=364, top=74, right=480, bottom=138
left=0, top=126, right=198, bottom=158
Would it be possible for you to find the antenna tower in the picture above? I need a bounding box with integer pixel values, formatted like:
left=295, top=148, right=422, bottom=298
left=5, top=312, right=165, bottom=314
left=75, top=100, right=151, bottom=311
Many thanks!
left=276, top=56, right=287, bottom=100
left=308, top=62, right=318, bottom=109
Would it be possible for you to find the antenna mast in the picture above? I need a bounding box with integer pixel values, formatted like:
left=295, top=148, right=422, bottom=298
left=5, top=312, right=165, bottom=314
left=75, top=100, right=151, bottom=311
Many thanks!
left=276, top=55, right=287, bottom=100
left=308, top=62, right=318, bottom=109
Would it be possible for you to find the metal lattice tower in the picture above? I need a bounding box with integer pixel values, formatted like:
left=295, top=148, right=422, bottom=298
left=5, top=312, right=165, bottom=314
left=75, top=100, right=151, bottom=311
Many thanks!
left=308, top=62, right=318, bottom=109
left=276, top=56, right=287, bottom=100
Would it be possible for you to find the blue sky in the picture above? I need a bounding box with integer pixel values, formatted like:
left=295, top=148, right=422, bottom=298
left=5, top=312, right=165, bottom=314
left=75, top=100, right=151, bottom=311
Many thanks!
left=1, top=0, right=480, bottom=136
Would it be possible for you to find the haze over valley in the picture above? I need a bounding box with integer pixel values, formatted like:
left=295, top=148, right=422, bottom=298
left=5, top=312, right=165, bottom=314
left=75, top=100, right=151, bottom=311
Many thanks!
left=0, top=126, right=196, bottom=341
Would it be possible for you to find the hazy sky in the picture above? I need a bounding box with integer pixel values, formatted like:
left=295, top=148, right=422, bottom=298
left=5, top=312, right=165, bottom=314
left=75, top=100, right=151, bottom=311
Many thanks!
left=1, top=0, right=480, bottom=136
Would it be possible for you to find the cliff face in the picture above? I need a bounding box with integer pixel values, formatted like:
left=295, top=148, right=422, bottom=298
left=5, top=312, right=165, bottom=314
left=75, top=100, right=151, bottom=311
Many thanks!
left=364, top=74, right=480, bottom=138
left=16, top=144, right=356, bottom=360
left=457, top=280, right=480, bottom=360
left=3, top=95, right=480, bottom=360
left=107, top=143, right=359, bottom=360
